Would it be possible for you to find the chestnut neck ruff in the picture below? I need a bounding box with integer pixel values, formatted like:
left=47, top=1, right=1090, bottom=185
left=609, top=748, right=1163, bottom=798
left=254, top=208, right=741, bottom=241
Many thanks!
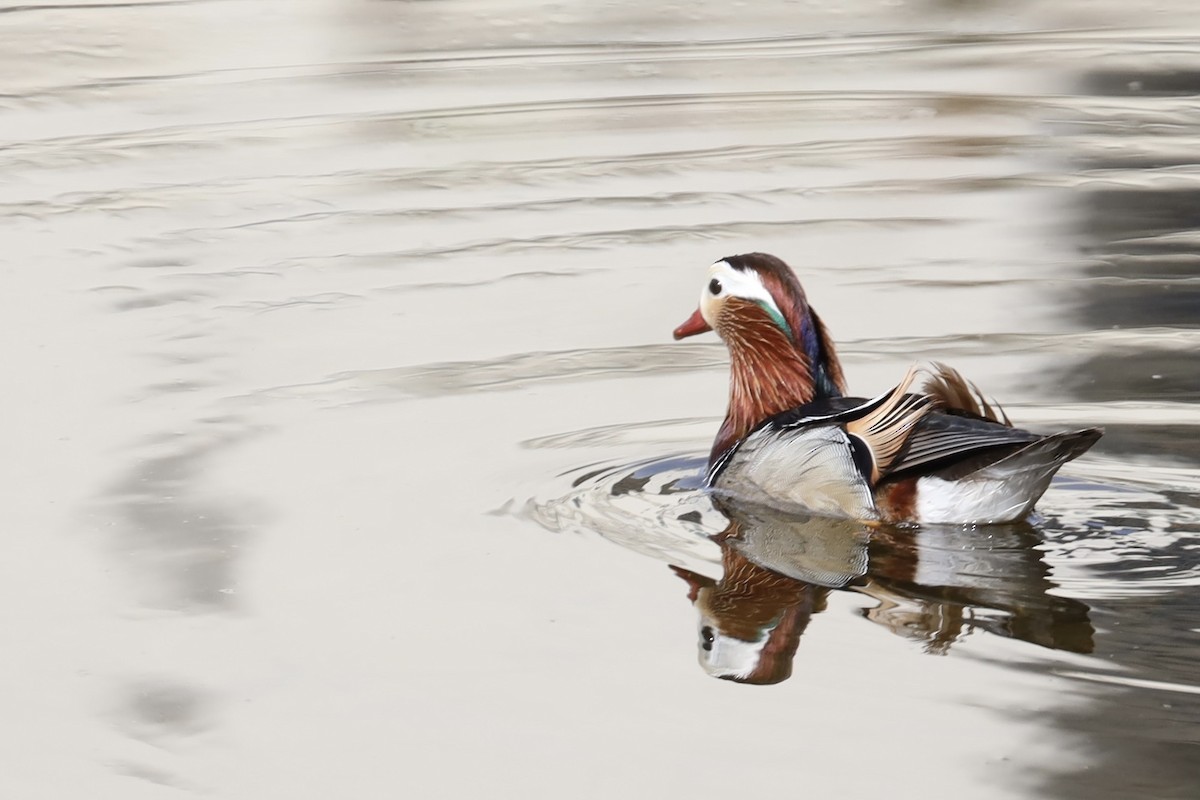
left=713, top=298, right=821, bottom=462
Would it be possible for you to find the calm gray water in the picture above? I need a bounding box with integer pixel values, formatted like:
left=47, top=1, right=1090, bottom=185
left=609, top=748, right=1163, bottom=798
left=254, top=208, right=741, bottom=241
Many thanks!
left=5, top=1, right=1200, bottom=798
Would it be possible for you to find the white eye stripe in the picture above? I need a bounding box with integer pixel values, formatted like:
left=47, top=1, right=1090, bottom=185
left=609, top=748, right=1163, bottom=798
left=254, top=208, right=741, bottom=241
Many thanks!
left=700, top=260, right=786, bottom=322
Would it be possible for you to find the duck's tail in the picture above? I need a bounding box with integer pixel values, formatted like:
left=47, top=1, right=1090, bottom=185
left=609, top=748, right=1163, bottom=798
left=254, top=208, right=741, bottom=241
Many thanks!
left=983, top=428, right=1103, bottom=477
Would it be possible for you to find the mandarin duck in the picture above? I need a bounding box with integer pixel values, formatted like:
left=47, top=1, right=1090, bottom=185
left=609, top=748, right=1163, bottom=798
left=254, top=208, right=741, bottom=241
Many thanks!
left=673, top=253, right=1101, bottom=524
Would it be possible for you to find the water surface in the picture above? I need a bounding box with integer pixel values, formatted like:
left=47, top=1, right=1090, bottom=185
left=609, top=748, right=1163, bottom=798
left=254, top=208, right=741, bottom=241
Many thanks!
left=4, top=1, right=1200, bottom=798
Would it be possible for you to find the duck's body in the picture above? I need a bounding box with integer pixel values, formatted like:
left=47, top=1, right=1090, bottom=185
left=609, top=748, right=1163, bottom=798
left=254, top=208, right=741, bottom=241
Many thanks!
left=711, top=389, right=1101, bottom=524
left=673, top=253, right=1101, bottom=525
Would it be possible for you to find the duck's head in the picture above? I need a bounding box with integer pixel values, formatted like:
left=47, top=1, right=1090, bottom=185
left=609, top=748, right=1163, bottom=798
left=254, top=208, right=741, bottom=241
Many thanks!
left=673, top=253, right=847, bottom=461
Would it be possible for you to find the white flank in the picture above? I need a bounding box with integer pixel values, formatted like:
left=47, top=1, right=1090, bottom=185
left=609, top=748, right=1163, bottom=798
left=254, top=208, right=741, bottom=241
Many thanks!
left=915, top=472, right=1051, bottom=524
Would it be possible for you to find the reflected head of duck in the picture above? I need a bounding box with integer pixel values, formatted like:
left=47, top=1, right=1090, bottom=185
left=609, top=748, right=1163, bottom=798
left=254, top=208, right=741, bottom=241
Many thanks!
left=671, top=540, right=825, bottom=685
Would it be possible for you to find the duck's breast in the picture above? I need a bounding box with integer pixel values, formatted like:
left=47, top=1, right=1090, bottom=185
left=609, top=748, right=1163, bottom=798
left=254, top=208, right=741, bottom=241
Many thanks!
left=709, top=424, right=877, bottom=520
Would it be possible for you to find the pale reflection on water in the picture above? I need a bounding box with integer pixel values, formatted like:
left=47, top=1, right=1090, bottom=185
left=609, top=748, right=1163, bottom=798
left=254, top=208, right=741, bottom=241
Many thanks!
left=3, top=0, right=1200, bottom=798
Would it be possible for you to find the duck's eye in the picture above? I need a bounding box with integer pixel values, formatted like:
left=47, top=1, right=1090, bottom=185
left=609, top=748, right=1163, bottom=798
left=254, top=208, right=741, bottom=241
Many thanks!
left=708, top=278, right=722, bottom=295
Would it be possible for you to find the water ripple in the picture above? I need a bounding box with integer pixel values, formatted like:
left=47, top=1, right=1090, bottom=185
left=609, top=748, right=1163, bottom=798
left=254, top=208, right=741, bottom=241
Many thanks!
left=522, top=447, right=1200, bottom=603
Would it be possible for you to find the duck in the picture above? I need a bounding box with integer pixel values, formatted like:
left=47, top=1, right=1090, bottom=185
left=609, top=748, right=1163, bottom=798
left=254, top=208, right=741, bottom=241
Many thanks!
left=672, top=252, right=1102, bottom=525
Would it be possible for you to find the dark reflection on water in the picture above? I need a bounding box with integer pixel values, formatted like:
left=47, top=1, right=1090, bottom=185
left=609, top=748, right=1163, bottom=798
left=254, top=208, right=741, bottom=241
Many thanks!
left=118, top=678, right=212, bottom=742
left=1034, top=64, right=1200, bottom=800
left=1065, top=67, right=1200, bottom=463
left=676, top=499, right=1092, bottom=684
left=102, top=422, right=256, bottom=612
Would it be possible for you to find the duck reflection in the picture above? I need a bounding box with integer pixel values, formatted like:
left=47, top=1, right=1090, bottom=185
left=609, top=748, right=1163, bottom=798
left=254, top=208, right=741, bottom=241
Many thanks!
left=672, top=499, right=1092, bottom=684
